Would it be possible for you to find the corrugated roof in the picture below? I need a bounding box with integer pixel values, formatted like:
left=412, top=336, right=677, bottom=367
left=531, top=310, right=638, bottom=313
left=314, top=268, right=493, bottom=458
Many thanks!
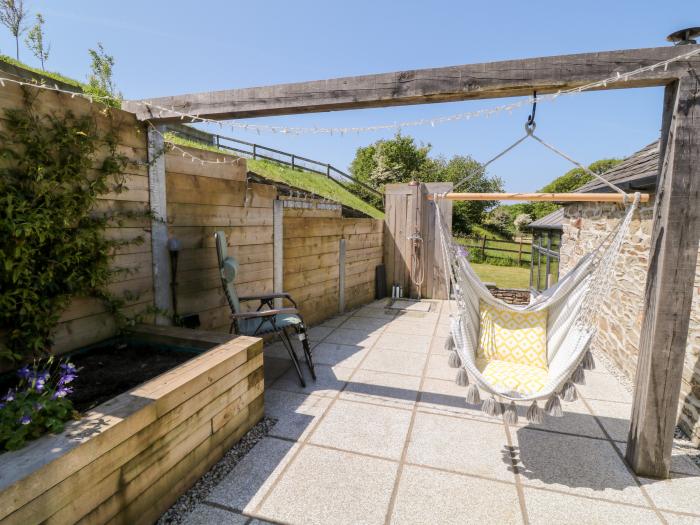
left=576, top=141, right=660, bottom=193
left=528, top=208, right=564, bottom=230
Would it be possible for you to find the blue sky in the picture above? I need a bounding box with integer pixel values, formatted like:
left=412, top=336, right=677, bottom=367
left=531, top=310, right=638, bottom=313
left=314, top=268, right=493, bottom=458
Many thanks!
left=2, top=1, right=695, bottom=191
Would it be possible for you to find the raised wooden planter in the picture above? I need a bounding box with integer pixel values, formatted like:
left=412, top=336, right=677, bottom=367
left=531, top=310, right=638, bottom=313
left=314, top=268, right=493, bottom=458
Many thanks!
left=0, top=326, right=264, bottom=525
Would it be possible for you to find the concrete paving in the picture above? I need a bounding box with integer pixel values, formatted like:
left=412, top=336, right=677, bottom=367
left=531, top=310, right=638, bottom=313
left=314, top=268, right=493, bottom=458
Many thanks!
left=183, top=299, right=700, bottom=525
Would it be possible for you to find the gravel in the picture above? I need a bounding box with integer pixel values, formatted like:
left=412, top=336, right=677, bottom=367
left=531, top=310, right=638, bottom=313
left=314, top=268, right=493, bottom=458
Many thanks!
left=157, top=417, right=277, bottom=525
left=593, top=350, right=700, bottom=469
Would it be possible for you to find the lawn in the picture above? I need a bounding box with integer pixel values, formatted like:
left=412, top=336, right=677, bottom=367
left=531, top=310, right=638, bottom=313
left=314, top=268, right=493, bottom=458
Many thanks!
left=165, top=133, right=384, bottom=219
left=469, top=262, right=530, bottom=289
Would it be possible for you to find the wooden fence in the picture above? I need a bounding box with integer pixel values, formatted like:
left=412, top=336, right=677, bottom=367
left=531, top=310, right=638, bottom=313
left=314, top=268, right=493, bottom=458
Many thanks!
left=461, top=236, right=533, bottom=266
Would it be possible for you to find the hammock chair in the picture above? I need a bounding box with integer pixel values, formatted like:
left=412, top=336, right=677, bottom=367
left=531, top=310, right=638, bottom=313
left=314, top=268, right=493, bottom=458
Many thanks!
left=434, top=111, right=642, bottom=424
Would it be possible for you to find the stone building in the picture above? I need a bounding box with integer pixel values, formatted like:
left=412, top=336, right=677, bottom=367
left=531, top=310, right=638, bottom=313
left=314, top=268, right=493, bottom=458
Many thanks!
left=533, top=142, right=700, bottom=444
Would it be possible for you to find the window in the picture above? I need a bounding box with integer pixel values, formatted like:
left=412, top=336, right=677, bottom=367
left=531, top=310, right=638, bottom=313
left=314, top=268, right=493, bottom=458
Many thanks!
left=529, top=231, right=561, bottom=292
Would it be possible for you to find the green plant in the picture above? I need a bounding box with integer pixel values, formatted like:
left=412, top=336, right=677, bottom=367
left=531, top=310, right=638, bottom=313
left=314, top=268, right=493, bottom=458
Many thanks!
left=0, top=90, right=129, bottom=362
left=0, top=358, right=78, bottom=451
left=24, top=12, right=48, bottom=70
left=0, top=0, right=28, bottom=60
left=85, top=42, right=120, bottom=107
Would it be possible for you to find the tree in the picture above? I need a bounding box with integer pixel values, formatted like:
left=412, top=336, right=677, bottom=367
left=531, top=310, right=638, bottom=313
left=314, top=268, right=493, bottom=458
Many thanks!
left=86, top=42, right=121, bottom=102
left=0, top=0, right=28, bottom=60
left=514, top=213, right=532, bottom=233
left=349, top=133, right=502, bottom=235
left=25, top=12, right=48, bottom=70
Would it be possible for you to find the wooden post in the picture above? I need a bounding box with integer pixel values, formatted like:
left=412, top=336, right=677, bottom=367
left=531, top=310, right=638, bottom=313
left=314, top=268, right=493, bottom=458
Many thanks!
left=291, top=154, right=295, bottom=170
left=481, top=236, right=487, bottom=259
left=626, top=75, right=700, bottom=478
left=338, top=239, right=346, bottom=313
left=273, top=200, right=284, bottom=309
left=518, top=238, right=523, bottom=266
left=147, top=125, right=173, bottom=325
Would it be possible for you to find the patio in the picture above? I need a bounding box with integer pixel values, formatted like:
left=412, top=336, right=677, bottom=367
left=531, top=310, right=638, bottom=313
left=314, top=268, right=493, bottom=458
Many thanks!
left=181, top=299, right=700, bottom=525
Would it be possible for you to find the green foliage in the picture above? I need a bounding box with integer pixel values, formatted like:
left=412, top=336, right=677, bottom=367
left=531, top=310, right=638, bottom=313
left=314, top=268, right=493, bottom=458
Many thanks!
left=349, top=133, right=503, bottom=234
left=0, top=54, right=84, bottom=89
left=85, top=42, right=121, bottom=107
left=0, top=358, right=78, bottom=451
left=0, top=91, right=129, bottom=362
left=24, top=13, right=49, bottom=70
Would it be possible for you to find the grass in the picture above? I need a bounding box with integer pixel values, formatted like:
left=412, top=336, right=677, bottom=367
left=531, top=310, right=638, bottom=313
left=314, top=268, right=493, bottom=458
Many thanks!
left=0, top=54, right=84, bottom=89
left=470, top=262, right=531, bottom=289
left=164, top=133, right=384, bottom=219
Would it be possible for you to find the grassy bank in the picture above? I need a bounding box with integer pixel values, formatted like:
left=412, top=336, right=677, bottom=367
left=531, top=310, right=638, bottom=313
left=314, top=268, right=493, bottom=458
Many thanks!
left=469, top=262, right=530, bottom=289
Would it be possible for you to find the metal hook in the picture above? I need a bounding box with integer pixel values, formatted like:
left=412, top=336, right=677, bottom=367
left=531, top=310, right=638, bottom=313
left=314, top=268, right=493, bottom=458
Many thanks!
left=526, top=90, right=537, bottom=130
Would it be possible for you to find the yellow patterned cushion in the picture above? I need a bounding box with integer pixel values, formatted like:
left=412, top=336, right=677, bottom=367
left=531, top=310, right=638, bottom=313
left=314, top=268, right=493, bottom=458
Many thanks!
left=476, top=358, right=548, bottom=395
left=477, top=302, right=548, bottom=369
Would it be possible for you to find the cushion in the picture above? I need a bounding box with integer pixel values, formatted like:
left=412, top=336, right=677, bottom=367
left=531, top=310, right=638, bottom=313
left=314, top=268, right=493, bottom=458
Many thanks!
left=476, top=358, right=548, bottom=395
left=238, top=313, right=303, bottom=336
left=477, top=301, right=548, bottom=370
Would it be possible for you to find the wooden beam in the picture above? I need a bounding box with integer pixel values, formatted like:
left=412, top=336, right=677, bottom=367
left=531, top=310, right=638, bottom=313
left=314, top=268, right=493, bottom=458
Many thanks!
left=273, top=199, right=283, bottom=309
left=338, top=238, right=346, bottom=313
left=427, top=192, right=650, bottom=203
left=147, top=125, right=173, bottom=325
left=124, top=46, right=700, bottom=122
left=626, top=74, right=700, bottom=478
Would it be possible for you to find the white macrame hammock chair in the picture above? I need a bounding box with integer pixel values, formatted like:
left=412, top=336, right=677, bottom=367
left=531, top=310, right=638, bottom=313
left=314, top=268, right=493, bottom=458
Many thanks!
left=435, top=195, right=639, bottom=423
left=431, top=118, right=642, bottom=424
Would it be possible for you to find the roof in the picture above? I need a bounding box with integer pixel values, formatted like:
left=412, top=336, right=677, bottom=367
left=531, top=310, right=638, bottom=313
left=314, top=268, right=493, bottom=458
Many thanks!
left=528, top=208, right=564, bottom=230
left=576, top=141, right=660, bottom=193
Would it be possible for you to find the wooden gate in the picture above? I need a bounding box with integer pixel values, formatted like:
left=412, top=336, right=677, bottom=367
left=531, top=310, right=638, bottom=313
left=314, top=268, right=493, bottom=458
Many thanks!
left=383, top=182, right=452, bottom=299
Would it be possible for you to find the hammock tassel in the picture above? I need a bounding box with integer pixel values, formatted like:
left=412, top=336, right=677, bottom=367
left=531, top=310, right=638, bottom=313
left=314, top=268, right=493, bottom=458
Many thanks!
left=444, top=334, right=455, bottom=352
left=571, top=364, right=586, bottom=385
left=526, top=400, right=544, bottom=424
left=448, top=350, right=462, bottom=368
left=456, top=368, right=469, bottom=387
left=561, top=381, right=578, bottom=402
left=544, top=395, right=563, bottom=417
left=482, top=396, right=501, bottom=417
left=582, top=350, right=596, bottom=370
left=465, top=384, right=481, bottom=405
left=504, top=401, right=518, bottom=425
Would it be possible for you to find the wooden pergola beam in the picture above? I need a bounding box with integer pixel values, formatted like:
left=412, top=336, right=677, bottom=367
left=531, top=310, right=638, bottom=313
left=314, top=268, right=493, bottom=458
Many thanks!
left=124, top=46, right=700, bottom=122
left=427, top=192, right=650, bottom=203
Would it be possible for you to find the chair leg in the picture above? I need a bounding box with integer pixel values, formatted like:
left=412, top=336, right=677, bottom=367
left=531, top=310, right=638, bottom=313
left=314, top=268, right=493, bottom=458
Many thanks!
left=296, top=324, right=316, bottom=380
left=280, top=328, right=306, bottom=388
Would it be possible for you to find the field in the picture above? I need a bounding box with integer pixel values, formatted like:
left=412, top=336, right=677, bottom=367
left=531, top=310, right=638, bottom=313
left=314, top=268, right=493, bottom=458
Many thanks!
left=469, top=262, right=530, bottom=289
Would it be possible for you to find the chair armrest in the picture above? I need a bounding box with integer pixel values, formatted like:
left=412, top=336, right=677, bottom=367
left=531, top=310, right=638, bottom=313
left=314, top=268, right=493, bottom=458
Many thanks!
left=230, top=308, right=299, bottom=320
left=238, top=292, right=298, bottom=307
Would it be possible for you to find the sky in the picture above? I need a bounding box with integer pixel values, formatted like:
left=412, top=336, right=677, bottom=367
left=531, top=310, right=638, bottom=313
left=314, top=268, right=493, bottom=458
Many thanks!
left=1, top=1, right=696, bottom=191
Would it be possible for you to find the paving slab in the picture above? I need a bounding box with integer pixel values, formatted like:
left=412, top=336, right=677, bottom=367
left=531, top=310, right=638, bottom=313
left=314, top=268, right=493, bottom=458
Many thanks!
left=384, top=320, right=436, bottom=336
left=660, top=512, right=700, bottom=524
left=257, top=444, right=398, bottom=525
left=390, top=464, right=523, bottom=525
left=319, top=314, right=351, bottom=328
left=638, top=473, right=700, bottom=516
left=207, top=437, right=299, bottom=513
left=306, top=325, right=335, bottom=342
left=511, top=428, right=647, bottom=505
left=406, top=411, right=515, bottom=482
left=522, top=487, right=660, bottom=525
left=264, top=356, right=291, bottom=384
left=425, top=353, right=461, bottom=381
left=180, top=504, right=249, bottom=525
left=308, top=399, right=413, bottom=460
left=265, top=389, right=331, bottom=441
left=270, top=363, right=352, bottom=397
left=324, top=327, right=380, bottom=347
left=614, top=441, right=700, bottom=477
left=418, top=377, right=497, bottom=422
left=311, top=342, right=368, bottom=368
left=341, top=369, right=421, bottom=409
left=341, top=316, right=391, bottom=333
left=584, top=398, right=632, bottom=441
left=509, top=398, right=607, bottom=440
left=375, top=332, right=432, bottom=353
left=575, top=370, right=632, bottom=404
left=352, top=304, right=397, bottom=319
left=360, top=348, right=428, bottom=377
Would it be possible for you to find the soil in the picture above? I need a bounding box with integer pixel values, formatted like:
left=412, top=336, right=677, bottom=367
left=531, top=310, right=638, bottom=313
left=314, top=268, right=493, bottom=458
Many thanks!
left=68, top=342, right=194, bottom=413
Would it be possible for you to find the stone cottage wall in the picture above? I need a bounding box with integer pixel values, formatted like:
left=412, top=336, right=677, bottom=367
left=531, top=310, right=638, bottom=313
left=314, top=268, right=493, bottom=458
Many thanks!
left=560, top=200, right=700, bottom=444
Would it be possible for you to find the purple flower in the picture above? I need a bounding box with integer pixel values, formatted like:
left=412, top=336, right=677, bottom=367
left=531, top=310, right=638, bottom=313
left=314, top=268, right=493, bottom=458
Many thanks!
left=34, top=402, right=43, bottom=411
left=37, top=370, right=50, bottom=382
left=19, top=415, right=31, bottom=425
left=3, top=390, right=14, bottom=403
left=34, top=379, right=46, bottom=392
left=58, top=373, right=77, bottom=386
left=0, top=402, right=5, bottom=410
left=60, top=362, right=76, bottom=373
left=17, top=366, right=31, bottom=379
left=52, top=386, right=72, bottom=399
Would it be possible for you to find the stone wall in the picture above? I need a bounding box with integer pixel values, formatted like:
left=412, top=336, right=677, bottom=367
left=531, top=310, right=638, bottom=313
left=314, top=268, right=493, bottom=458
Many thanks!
left=487, top=286, right=531, bottom=306
left=560, top=199, right=700, bottom=445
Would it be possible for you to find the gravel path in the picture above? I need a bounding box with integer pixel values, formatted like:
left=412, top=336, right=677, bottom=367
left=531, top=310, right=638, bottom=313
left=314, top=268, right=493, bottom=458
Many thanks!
left=157, top=417, right=277, bottom=525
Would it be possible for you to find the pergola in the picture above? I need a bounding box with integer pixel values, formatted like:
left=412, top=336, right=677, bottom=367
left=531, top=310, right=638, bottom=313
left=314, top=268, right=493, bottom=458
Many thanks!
left=124, top=40, right=700, bottom=479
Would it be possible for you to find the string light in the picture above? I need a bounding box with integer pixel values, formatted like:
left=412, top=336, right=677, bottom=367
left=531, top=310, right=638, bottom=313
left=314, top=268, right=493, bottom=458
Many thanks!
left=0, top=47, right=698, bottom=139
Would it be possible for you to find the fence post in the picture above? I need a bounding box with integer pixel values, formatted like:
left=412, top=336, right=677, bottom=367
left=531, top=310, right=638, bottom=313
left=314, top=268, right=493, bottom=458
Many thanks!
left=518, top=238, right=523, bottom=266
left=273, top=200, right=284, bottom=309
left=338, top=238, right=346, bottom=313
left=291, top=154, right=295, bottom=170
left=252, top=144, right=257, bottom=159
left=481, top=236, right=487, bottom=259
left=326, top=164, right=331, bottom=178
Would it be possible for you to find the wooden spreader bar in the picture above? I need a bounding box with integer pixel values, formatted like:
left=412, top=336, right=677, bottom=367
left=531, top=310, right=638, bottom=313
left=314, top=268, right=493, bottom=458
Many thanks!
left=427, top=192, right=650, bottom=203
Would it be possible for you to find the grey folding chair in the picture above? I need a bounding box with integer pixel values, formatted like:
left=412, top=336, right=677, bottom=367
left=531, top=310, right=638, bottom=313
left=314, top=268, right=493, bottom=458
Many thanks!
left=214, top=231, right=316, bottom=386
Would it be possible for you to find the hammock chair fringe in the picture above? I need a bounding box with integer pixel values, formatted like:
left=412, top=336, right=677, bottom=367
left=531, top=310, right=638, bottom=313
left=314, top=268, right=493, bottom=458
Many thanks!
left=582, top=350, right=596, bottom=370
left=544, top=395, right=563, bottom=417
left=466, top=384, right=481, bottom=405
left=456, top=368, right=469, bottom=387
left=561, top=381, right=578, bottom=402
left=504, top=401, right=519, bottom=424
left=482, top=396, right=501, bottom=417
left=448, top=351, right=462, bottom=368
left=526, top=400, right=545, bottom=424
left=571, top=364, right=586, bottom=385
